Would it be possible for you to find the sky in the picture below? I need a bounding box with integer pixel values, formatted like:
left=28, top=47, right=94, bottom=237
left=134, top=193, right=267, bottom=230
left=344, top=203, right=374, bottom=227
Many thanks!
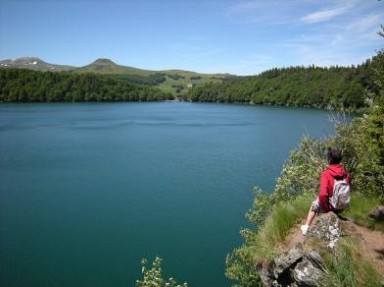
left=0, top=0, right=383, bottom=75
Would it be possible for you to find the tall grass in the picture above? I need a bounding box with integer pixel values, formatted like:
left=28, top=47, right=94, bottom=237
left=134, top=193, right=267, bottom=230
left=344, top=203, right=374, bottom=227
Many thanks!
left=250, top=192, right=383, bottom=284
left=320, top=239, right=382, bottom=287
left=251, top=193, right=313, bottom=262
left=344, top=193, right=383, bottom=230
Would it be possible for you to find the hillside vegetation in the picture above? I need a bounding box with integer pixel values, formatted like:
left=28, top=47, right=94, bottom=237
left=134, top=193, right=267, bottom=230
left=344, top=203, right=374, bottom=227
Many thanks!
left=0, top=57, right=232, bottom=97
left=74, top=58, right=232, bottom=95
left=225, top=36, right=384, bottom=286
left=1, top=56, right=377, bottom=109
left=0, top=68, right=172, bottom=102
left=189, top=62, right=374, bottom=110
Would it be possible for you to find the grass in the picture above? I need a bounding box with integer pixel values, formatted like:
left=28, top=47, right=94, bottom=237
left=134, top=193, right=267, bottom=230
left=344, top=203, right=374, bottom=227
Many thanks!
left=320, top=238, right=382, bottom=287
left=251, top=193, right=313, bottom=262
left=344, top=192, right=384, bottom=230
left=73, top=59, right=233, bottom=96
left=249, top=191, right=383, bottom=285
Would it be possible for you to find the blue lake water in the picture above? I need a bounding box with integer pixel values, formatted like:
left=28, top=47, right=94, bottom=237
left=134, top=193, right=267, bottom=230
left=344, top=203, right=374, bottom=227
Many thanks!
left=0, top=102, right=334, bottom=287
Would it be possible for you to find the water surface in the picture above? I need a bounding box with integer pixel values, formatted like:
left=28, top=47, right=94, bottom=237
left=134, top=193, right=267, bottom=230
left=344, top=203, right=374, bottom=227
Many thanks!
left=0, top=102, right=334, bottom=287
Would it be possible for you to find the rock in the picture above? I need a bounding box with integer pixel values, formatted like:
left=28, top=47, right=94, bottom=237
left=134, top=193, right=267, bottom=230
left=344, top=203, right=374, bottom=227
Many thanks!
left=369, top=205, right=384, bottom=220
left=311, top=212, right=343, bottom=249
left=259, top=244, right=324, bottom=287
left=293, top=251, right=324, bottom=287
left=273, top=244, right=304, bottom=279
left=257, top=213, right=351, bottom=286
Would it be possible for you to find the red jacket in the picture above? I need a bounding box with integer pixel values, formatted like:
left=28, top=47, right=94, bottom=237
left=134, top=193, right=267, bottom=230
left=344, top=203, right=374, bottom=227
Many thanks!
left=318, top=164, right=350, bottom=212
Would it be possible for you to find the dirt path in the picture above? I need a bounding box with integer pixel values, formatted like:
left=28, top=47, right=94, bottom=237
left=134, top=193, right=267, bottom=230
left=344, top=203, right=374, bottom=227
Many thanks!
left=353, top=224, right=384, bottom=275
left=280, top=219, right=384, bottom=276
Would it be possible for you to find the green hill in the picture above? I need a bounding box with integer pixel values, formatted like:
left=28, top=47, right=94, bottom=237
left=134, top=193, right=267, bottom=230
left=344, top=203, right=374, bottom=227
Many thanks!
left=0, top=57, right=234, bottom=96
left=73, top=58, right=234, bottom=96
left=189, top=63, right=374, bottom=110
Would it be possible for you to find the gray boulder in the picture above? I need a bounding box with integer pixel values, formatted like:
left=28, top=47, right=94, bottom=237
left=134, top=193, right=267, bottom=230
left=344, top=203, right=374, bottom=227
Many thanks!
left=293, top=251, right=324, bottom=286
left=260, top=244, right=324, bottom=287
left=310, top=212, right=343, bottom=249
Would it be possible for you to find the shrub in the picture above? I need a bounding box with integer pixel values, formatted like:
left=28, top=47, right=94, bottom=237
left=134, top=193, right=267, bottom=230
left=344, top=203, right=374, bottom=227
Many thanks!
left=136, top=257, right=188, bottom=287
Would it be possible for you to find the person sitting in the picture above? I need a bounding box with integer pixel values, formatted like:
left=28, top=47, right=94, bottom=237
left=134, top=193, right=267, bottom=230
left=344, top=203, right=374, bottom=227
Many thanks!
left=301, top=149, right=350, bottom=235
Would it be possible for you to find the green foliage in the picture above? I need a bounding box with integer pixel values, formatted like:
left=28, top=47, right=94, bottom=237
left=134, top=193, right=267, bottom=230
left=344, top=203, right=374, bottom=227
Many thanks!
left=189, top=64, right=373, bottom=109
left=226, top=135, right=330, bottom=285
left=227, top=139, right=323, bottom=284
left=0, top=69, right=173, bottom=102
left=228, top=26, right=384, bottom=287
left=113, top=73, right=167, bottom=86
left=335, top=110, right=384, bottom=201
left=264, top=195, right=312, bottom=245
left=334, top=52, right=384, bottom=201
left=227, top=78, right=383, bottom=287
left=73, top=60, right=231, bottom=96
left=245, top=136, right=329, bottom=232
left=136, top=257, right=188, bottom=287
left=344, top=193, right=382, bottom=229
left=274, top=136, right=330, bottom=199
left=252, top=194, right=313, bottom=261
left=167, top=74, right=185, bottom=81
left=225, top=245, right=263, bottom=287
left=226, top=125, right=383, bottom=286
left=226, top=193, right=314, bottom=286
left=320, top=240, right=382, bottom=287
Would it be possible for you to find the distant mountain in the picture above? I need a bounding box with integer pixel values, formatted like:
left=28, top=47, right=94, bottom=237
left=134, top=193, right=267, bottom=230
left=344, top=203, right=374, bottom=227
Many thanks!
left=0, top=57, right=235, bottom=95
left=75, top=58, right=149, bottom=75
left=0, top=57, right=74, bottom=72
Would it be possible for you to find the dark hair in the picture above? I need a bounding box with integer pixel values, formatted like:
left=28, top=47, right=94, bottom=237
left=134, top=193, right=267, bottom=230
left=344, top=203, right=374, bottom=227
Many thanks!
left=327, top=149, right=342, bottom=164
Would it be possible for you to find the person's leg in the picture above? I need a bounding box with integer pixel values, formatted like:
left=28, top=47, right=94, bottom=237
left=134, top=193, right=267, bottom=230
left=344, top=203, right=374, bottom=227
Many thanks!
left=301, top=199, right=320, bottom=235
left=305, top=210, right=316, bottom=226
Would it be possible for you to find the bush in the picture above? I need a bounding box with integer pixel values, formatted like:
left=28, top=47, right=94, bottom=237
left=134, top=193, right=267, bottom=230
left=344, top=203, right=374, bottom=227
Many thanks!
left=136, top=257, right=188, bottom=287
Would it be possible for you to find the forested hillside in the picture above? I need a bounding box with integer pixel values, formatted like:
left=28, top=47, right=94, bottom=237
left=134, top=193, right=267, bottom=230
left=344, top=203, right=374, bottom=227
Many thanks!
left=0, top=57, right=377, bottom=109
left=0, top=69, right=173, bottom=102
left=189, top=62, right=374, bottom=110
left=225, top=32, right=384, bottom=287
left=0, top=57, right=231, bottom=96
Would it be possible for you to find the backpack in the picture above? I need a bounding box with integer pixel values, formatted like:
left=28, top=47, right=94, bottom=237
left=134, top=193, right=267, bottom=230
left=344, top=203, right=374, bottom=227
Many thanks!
left=329, top=175, right=351, bottom=211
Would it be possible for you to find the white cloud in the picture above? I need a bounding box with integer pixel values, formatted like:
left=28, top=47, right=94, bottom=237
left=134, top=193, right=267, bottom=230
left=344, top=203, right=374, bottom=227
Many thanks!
left=300, top=0, right=369, bottom=24
left=301, top=6, right=351, bottom=23
left=347, top=13, right=383, bottom=33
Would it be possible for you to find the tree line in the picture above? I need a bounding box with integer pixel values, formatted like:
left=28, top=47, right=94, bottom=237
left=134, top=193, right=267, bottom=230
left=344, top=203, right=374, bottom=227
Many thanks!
left=0, top=68, right=173, bottom=102
left=113, top=73, right=167, bottom=86
left=0, top=59, right=378, bottom=109
left=189, top=61, right=374, bottom=110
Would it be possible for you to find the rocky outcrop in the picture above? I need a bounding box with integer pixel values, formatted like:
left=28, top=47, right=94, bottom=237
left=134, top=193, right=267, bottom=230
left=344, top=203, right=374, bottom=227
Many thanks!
left=259, top=244, right=324, bottom=287
left=309, top=212, right=344, bottom=249
left=258, top=212, right=346, bottom=287
left=369, top=205, right=384, bottom=221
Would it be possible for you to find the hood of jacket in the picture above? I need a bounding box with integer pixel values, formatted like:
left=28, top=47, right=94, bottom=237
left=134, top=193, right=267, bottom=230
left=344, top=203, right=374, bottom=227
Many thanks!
left=326, top=164, right=346, bottom=178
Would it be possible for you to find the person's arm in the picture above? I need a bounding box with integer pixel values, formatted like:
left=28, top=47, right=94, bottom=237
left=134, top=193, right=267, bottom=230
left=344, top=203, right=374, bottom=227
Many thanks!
left=318, top=172, right=330, bottom=212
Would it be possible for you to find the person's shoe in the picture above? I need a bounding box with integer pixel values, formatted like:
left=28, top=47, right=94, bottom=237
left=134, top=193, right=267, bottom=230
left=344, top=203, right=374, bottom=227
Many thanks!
left=301, top=224, right=309, bottom=235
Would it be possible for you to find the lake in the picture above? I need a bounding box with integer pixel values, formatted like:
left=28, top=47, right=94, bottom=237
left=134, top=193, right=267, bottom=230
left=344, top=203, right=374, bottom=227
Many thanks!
left=0, top=102, right=334, bottom=287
